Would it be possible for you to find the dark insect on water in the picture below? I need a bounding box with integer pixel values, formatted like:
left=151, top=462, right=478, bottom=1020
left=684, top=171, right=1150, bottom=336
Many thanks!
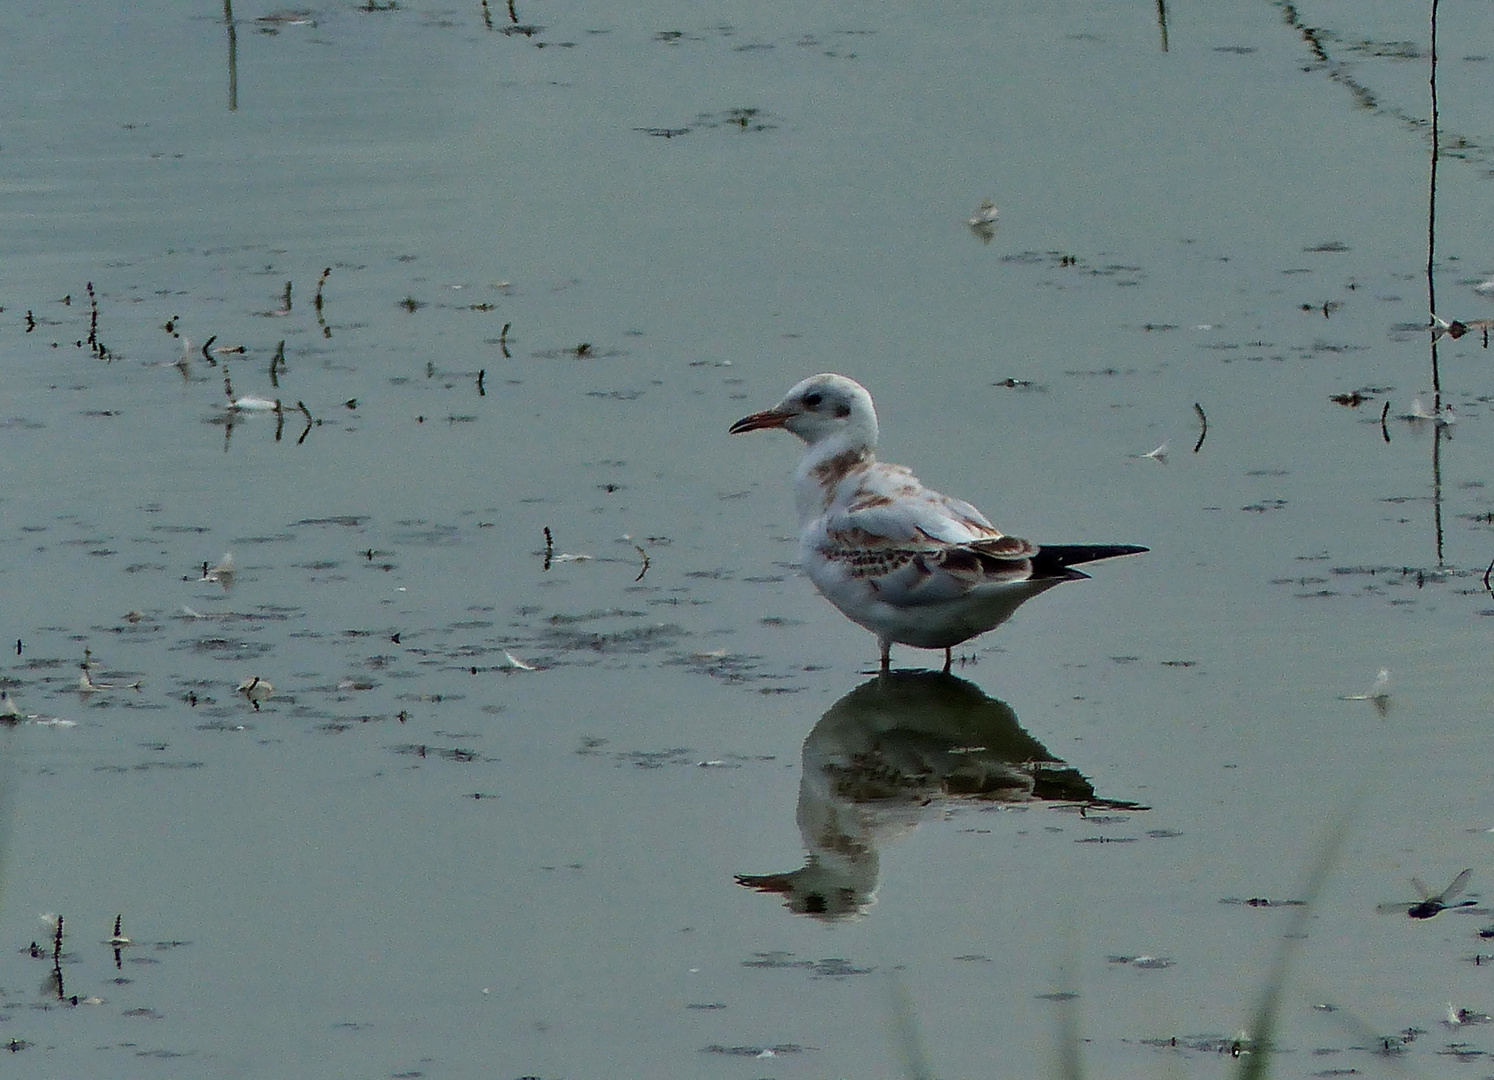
left=1377, top=868, right=1476, bottom=919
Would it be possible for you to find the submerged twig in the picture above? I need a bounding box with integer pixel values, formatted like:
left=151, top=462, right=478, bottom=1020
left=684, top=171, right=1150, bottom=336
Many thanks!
left=1191, top=402, right=1207, bottom=453
left=314, top=267, right=332, bottom=338
left=1380, top=400, right=1391, bottom=443
left=477, top=369, right=486, bottom=396
left=634, top=543, right=650, bottom=582
left=1433, top=423, right=1446, bottom=567
left=887, top=973, right=936, bottom=1080
left=1483, top=556, right=1493, bottom=599
left=543, top=526, right=554, bottom=571
left=499, top=321, right=511, bottom=358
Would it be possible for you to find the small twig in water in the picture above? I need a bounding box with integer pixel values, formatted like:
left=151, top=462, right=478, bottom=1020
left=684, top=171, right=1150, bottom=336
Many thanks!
left=281, top=280, right=292, bottom=313
left=86, top=281, right=98, bottom=353
left=110, top=914, right=129, bottom=969
left=543, top=526, right=554, bottom=571
left=1484, top=557, right=1493, bottom=599
left=1380, top=400, right=1391, bottom=443
left=477, top=369, right=486, bottom=396
left=314, top=267, right=330, bottom=312
left=269, top=340, right=286, bottom=387
left=634, top=544, right=650, bottom=582
left=499, top=321, right=511, bottom=358
left=202, top=335, right=218, bottom=365
left=1191, top=402, right=1207, bottom=453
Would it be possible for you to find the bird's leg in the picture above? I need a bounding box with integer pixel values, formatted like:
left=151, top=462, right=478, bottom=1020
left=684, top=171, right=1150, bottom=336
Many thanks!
left=879, top=640, right=891, bottom=674
left=942, top=647, right=952, bottom=674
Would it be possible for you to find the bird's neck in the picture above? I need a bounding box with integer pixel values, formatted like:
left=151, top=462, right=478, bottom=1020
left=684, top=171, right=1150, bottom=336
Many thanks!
left=793, top=435, right=874, bottom=526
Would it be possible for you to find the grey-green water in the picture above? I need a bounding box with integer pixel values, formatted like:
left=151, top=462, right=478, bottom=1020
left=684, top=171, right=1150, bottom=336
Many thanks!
left=3, top=1, right=1494, bottom=1077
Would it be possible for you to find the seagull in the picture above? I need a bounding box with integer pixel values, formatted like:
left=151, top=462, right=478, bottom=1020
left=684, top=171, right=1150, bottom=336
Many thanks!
left=729, top=373, right=1146, bottom=672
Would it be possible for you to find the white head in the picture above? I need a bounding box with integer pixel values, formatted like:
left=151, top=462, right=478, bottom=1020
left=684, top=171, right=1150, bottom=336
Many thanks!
left=728, top=373, right=879, bottom=452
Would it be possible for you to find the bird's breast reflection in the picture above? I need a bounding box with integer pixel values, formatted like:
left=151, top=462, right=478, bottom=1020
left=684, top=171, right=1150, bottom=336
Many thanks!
left=736, top=671, right=1145, bottom=921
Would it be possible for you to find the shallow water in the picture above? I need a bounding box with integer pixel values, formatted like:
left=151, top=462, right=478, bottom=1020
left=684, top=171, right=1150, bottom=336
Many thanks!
left=4, top=1, right=1494, bottom=1077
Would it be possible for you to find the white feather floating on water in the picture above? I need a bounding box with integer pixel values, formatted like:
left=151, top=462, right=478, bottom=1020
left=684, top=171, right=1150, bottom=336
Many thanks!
left=1341, top=669, right=1390, bottom=715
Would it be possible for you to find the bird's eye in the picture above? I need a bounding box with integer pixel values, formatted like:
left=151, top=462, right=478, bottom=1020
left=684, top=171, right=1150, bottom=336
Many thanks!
left=803, top=392, right=823, bottom=409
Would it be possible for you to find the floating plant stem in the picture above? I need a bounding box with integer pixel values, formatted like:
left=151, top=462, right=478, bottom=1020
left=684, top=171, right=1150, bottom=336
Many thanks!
left=314, top=267, right=330, bottom=311
left=1233, top=804, right=1355, bottom=1080
left=543, top=526, right=554, bottom=570
left=1191, top=402, right=1207, bottom=453
left=86, top=281, right=98, bottom=354
left=225, top=0, right=238, bottom=111
left=110, top=914, right=130, bottom=969
left=499, top=321, right=511, bottom=357
left=634, top=543, right=650, bottom=582
left=1427, top=0, right=1441, bottom=405
left=50, top=915, right=65, bottom=1001
left=1380, top=400, right=1391, bottom=443
left=477, top=368, right=486, bottom=396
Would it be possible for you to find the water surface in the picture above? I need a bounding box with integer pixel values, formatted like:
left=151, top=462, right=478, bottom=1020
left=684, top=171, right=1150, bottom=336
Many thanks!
left=3, top=2, right=1494, bottom=1077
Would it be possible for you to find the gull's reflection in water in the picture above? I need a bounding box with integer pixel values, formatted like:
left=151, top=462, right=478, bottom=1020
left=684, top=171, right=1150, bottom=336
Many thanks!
left=736, top=671, right=1143, bottom=920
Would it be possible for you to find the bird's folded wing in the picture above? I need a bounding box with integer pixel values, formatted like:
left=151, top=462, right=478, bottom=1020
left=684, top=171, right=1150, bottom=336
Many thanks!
left=835, top=470, right=1001, bottom=546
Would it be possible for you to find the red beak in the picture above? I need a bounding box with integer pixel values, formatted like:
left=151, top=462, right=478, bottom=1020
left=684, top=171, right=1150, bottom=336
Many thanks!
left=729, top=407, right=794, bottom=434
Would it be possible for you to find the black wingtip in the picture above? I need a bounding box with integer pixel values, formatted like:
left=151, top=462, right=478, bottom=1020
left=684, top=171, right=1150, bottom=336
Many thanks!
left=1033, top=544, right=1148, bottom=572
